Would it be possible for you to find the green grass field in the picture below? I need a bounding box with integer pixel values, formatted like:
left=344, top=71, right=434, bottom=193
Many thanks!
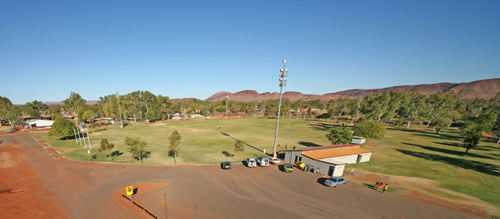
left=350, top=126, right=500, bottom=214
left=34, top=117, right=332, bottom=165
left=33, top=117, right=500, bottom=214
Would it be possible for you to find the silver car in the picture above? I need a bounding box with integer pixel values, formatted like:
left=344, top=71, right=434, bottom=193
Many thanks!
left=269, top=157, right=281, bottom=164
left=256, top=156, right=270, bottom=166
left=324, top=177, right=348, bottom=187
left=246, top=158, right=257, bottom=167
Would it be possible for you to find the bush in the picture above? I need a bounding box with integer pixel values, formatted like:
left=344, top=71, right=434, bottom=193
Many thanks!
left=326, top=126, right=353, bottom=145
left=353, top=120, right=386, bottom=139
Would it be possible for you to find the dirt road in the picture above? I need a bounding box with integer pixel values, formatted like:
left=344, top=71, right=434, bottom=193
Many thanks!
left=0, top=134, right=487, bottom=219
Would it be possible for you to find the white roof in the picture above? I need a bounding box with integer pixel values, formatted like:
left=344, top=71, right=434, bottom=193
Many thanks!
left=25, top=120, right=54, bottom=126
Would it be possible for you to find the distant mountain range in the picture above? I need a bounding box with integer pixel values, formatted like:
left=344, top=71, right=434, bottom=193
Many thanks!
left=42, top=79, right=500, bottom=106
left=206, top=79, right=500, bottom=103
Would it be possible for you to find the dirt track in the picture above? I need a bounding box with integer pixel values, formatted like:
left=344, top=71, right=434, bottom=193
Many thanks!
left=0, top=134, right=487, bottom=219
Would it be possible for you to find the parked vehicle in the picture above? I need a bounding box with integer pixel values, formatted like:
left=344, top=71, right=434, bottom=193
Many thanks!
left=324, top=177, right=348, bottom=187
left=246, top=158, right=257, bottom=167
left=221, top=161, right=231, bottom=170
left=295, top=161, right=305, bottom=170
left=269, top=157, right=281, bottom=164
left=256, top=156, right=270, bottom=166
left=284, top=163, right=293, bottom=172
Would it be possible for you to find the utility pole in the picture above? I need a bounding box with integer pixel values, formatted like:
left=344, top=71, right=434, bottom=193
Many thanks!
left=116, top=90, right=124, bottom=128
left=272, top=60, right=288, bottom=158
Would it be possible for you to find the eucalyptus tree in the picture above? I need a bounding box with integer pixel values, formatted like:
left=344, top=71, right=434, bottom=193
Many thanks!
left=63, top=92, right=86, bottom=114
left=396, top=90, right=429, bottom=127
left=425, top=89, right=463, bottom=133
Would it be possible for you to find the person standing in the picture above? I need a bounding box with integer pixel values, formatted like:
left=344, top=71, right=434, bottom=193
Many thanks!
left=263, top=149, right=266, bottom=154
left=285, top=144, right=288, bottom=149
left=379, top=182, right=384, bottom=191
left=383, top=184, right=388, bottom=193
left=375, top=181, right=380, bottom=190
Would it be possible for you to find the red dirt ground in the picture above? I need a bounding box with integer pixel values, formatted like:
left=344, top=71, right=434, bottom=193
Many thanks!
left=0, top=144, right=71, bottom=219
left=347, top=169, right=490, bottom=217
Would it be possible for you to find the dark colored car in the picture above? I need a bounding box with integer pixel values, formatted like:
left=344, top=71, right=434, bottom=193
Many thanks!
left=221, top=161, right=231, bottom=170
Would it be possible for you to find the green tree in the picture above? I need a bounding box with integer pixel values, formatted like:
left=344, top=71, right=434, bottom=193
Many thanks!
left=0, top=96, right=14, bottom=126
left=63, top=92, right=86, bottom=114
left=432, top=117, right=453, bottom=134
left=326, top=126, right=353, bottom=145
left=48, top=105, right=63, bottom=120
left=234, top=140, right=244, bottom=159
left=353, top=120, right=386, bottom=139
left=423, top=89, right=463, bottom=130
left=48, top=117, right=75, bottom=140
left=317, top=112, right=332, bottom=121
left=6, top=105, right=22, bottom=127
left=125, top=136, right=150, bottom=164
left=97, top=139, right=115, bottom=161
left=462, top=123, right=483, bottom=153
left=168, top=130, right=182, bottom=164
left=79, top=110, right=95, bottom=124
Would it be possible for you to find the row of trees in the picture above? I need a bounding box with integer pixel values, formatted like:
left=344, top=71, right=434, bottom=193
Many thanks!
left=323, top=90, right=500, bottom=153
left=1, top=91, right=330, bottom=126
left=323, top=89, right=464, bottom=133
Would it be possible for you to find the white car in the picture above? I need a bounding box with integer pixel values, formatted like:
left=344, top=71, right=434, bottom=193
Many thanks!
left=269, top=157, right=281, bottom=164
left=246, top=158, right=257, bottom=167
left=256, top=156, right=270, bottom=166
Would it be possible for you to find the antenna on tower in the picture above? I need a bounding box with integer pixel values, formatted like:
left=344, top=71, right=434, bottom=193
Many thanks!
left=493, top=71, right=497, bottom=79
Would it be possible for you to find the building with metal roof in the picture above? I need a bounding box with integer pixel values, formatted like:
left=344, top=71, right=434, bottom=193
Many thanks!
left=283, top=144, right=373, bottom=177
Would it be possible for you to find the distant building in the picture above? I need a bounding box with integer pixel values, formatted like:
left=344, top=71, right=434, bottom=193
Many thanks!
left=25, top=119, right=54, bottom=129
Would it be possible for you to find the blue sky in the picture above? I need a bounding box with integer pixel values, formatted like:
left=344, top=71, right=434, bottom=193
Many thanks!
left=1, top=0, right=499, bottom=104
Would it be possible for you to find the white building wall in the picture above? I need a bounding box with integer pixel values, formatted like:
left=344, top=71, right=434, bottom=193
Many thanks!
left=313, top=162, right=345, bottom=177
left=333, top=164, right=345, bottom=176
left=358, top=153, right=372, bottom=162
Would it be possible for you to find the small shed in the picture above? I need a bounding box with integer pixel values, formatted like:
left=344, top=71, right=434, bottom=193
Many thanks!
left=351, top=136, right=366, bottom=144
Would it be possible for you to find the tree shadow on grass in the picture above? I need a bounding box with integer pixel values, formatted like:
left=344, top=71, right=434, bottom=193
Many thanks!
left=433, top=141, right=461, bottom=148
left=396, top=149, right=499, bottom=176
left=298, top=141, right=322, bottom=147
left=402, top=143, right=495, bottom=159
left=412, top=133, right=461, bottom=141
left=222, top=151, right=234, bottom=157
left=393, top=128, right=433, bottom=135
left=111, top=150, right=123, bottom=157
left=310, top=122, right=343, bottom=132
left=220, top=132, right=263, bottom=153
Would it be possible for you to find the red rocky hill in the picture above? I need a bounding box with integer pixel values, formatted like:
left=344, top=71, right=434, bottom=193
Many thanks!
left=206, top=79, right=500, bottom=103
